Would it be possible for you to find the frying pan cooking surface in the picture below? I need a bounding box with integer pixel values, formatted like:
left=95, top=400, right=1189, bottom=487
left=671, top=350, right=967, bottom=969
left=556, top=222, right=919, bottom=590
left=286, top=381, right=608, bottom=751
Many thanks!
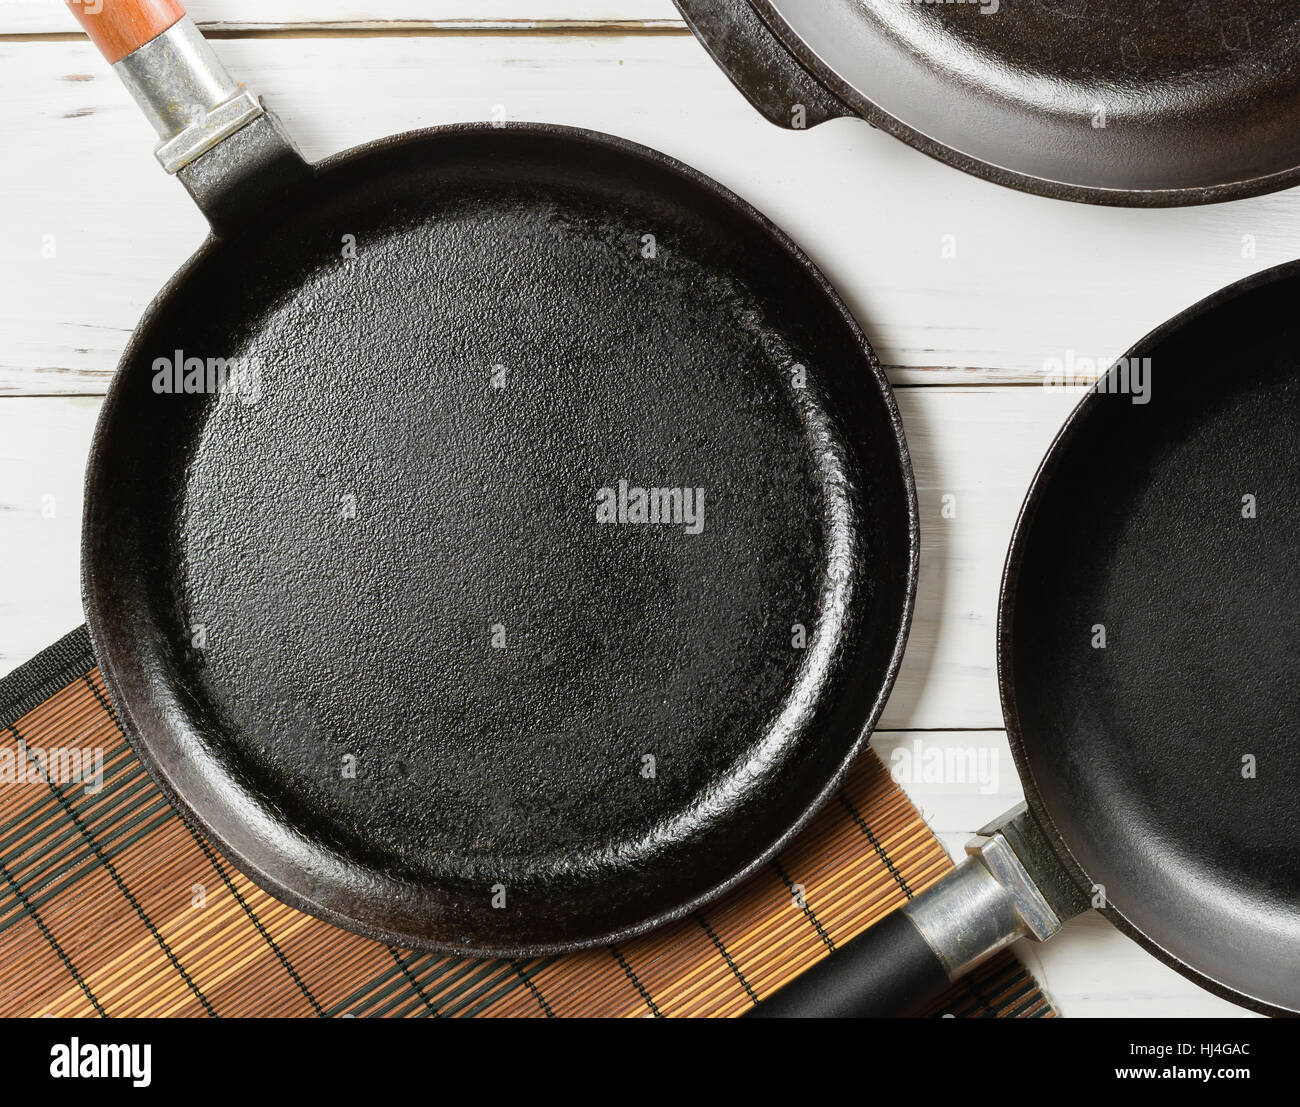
left=1003, top=263, right=1300, bottom=1011
left=84, top=126, right=917, bottom=955
left=749, top=0, right=1300, bottom=202
left=750, top=263, right=1300, bottom=1019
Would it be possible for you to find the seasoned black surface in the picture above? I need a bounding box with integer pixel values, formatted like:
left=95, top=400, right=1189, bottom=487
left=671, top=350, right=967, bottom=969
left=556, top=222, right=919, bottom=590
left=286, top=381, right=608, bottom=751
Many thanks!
left=83, top=126, right=916, bottom=954
left=680, top=0, right=1300, bottom=204
left=1002, top=262, right=1300, bottom=1013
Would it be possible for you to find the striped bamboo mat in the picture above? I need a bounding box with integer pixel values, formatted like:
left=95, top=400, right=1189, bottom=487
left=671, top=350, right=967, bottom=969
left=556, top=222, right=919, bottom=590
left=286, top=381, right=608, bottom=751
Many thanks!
left=0, top=628, right=1053, bottom=1018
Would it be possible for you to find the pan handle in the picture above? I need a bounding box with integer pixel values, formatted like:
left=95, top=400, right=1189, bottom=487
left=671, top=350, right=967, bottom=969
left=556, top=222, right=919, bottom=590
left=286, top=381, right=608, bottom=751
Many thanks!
left=65, top=0, right=186, bottom=64
left=745, top=817, right=1077, bottom=1017
left=65, top=0, right=264, bottom=175
left=673, top=0, right=853, bottom=131
left=743, top=905, right=953, bottom=1018
left=64, top=0, right=309, bottom=232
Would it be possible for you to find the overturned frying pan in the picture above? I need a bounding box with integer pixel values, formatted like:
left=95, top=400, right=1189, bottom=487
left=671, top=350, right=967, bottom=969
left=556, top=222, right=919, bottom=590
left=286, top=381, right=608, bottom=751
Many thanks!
left=676, top=0, right=1300, bottom=206
left=69, top=2, right=917, bottom=954
left=751, top=261, right=1300, bottom=1017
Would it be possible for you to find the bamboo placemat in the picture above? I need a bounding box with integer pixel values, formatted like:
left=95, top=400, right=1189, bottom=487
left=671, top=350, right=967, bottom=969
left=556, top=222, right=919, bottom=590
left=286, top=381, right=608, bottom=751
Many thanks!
left=0, top=628, right=1054, bottom=1018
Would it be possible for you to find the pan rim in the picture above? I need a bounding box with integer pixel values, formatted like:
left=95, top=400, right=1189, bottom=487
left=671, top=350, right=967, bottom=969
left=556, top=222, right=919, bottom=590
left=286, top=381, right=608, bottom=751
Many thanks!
left=81, top=119, right=921, bottom=960
left=745, top=0, right=1300, bottom=208
left=997, top=257, right=1300, bottom=1017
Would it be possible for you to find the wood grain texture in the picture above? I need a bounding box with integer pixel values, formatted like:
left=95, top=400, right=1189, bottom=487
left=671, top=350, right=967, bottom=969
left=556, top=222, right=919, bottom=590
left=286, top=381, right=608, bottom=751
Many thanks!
left=64, top=0, right=186, bottom=63
left=8, top=0, right=682, bottom=34
left=3, top=36, right=1298, bottom=396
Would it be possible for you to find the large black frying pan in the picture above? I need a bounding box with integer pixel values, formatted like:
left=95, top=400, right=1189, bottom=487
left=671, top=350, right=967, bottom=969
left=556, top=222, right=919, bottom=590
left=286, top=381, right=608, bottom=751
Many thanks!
left=752, top=261, right=1300, bottom=1017
left=676, top=0, right=1300, bottom=206
left=69, top=1, right=917, bottom=955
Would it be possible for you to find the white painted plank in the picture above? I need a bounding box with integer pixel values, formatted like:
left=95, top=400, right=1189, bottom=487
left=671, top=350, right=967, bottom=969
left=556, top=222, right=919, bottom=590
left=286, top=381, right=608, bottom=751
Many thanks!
left=0, top=397, right=97, bottom=671
left=0, top=0, right=683, bottom=33
left=887, top=386, right=1079, bottom=730
left=869, top=730, right=1261, bottom=1018
left=1017, top=914, right=1261, bottom=1019
left=870, top=731, right=1021, bottom=850
left=4, top=37, right=1299, bottom=395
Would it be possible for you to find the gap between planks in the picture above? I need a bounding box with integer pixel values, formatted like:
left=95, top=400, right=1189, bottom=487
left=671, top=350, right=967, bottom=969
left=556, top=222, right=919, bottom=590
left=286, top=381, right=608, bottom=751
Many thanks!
left=0, top=376, right=1060, bottom=400
left=1, top=21, right=692, bottom=45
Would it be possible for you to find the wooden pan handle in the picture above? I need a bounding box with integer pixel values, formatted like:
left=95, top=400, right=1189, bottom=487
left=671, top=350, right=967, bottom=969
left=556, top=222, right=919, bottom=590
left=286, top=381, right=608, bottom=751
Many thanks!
left=66, top=0, right=187, bottom=65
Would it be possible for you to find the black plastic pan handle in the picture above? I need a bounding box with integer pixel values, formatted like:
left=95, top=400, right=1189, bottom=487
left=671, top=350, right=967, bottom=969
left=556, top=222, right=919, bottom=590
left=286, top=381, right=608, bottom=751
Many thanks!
left=745, top=814, right=1082, bottom=1017
left=743, top=909, right=952, bottom=1018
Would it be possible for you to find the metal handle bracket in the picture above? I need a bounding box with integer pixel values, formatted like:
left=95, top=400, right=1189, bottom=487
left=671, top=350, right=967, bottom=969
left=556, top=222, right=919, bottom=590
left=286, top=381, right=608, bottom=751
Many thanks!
left=113, top=14, right=264, bottom=174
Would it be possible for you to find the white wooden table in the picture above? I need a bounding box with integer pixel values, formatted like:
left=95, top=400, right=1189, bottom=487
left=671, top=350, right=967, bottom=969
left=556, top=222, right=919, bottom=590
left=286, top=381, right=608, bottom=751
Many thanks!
left=1, top=0, right=1282, bottom=1018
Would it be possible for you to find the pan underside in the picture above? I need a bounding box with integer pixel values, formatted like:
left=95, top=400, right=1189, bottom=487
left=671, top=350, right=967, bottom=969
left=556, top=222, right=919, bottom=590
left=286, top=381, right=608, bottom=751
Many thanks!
left=756, top=0, right=1300, bottom=200
left=1004, top=263, right=1300, bottom=1014
left=83, top=127, right=916, bottom=955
